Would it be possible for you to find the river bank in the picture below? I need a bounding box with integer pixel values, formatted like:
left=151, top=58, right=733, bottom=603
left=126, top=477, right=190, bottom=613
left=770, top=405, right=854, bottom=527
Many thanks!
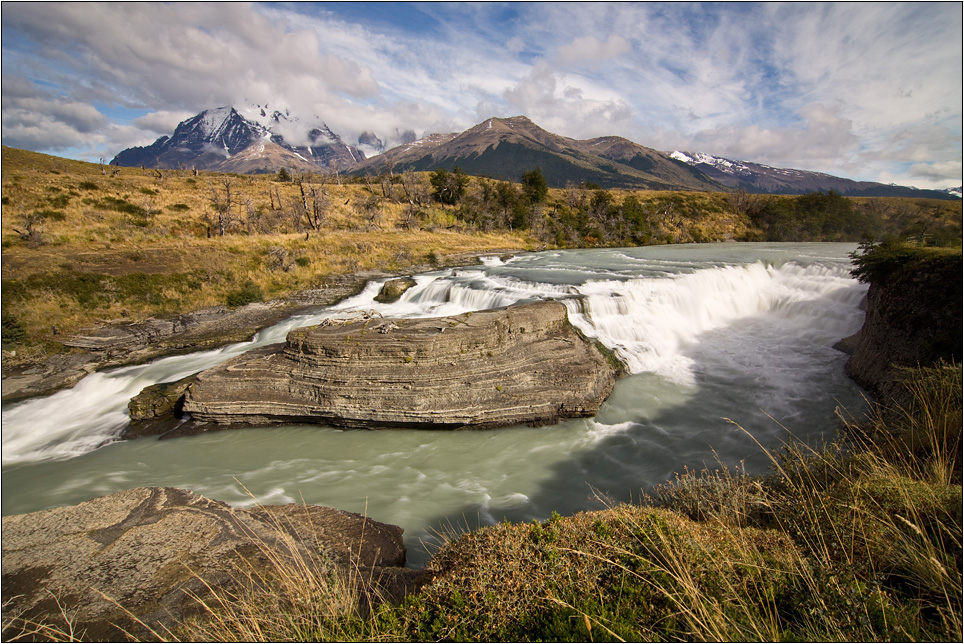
left=1, top=250, right=521, bottom=402
left=3, top=241, right=960, bottom=641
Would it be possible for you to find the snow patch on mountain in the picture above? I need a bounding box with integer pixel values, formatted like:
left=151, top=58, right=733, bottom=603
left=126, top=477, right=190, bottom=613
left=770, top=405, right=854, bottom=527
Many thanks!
left=196, top=107, right=238, bottom=140
left=671, top=150, right=752, bottom=174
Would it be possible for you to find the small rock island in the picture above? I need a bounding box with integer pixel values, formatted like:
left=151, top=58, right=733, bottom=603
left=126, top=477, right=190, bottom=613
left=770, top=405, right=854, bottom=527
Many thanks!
left=171, top=300, right=617, bottom=431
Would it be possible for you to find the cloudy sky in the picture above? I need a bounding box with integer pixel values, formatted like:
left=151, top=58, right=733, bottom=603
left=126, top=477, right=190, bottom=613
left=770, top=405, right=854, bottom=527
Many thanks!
left=2, top=2, right=961, bottom=189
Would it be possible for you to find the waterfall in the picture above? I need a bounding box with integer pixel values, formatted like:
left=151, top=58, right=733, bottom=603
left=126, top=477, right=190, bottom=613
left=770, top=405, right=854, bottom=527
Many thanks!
left=563, top=260, right=866, bottom=384
left=1, top=244, right=867, bottom=468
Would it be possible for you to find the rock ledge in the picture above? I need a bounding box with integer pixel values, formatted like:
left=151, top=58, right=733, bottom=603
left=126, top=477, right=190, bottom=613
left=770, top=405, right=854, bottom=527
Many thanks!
left=181, top=300, right=616, bottom=430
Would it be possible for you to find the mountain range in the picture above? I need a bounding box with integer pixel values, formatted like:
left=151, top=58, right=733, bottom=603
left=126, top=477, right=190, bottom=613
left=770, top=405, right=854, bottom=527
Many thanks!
left=110, top=107, right=959, bottom=200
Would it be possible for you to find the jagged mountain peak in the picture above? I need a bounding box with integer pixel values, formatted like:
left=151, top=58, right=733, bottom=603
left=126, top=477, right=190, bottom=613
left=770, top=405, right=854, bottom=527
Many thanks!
left=111, top=105, right=364, bottom=172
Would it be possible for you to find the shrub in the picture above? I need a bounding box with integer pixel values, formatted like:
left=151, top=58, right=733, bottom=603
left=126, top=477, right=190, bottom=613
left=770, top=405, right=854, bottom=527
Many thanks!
left=1, top=313, right=27, bottom=346
left=849, top=237, right=959, bottom=283
left=226, top=279, right=263, bottom=307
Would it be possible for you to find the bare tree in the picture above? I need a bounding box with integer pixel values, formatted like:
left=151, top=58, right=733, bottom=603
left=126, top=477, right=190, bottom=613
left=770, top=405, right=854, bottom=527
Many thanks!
left=363, top=195, right=382, bottom=230
left=11, top=207, right=45, bottom=247
left=308, top=184, right=330, bottom=230
left=207, top=178, right=235, bottom=236
left=381, top=158, right=397, bottom=201
left=400, top=171, right=429, bottom=206
left=328, top=159, right=342, bottom=186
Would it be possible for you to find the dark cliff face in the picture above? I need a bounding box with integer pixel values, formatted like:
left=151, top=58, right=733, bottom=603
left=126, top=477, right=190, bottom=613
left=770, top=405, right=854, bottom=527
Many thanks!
left=845, top=249, right=962, bottom=402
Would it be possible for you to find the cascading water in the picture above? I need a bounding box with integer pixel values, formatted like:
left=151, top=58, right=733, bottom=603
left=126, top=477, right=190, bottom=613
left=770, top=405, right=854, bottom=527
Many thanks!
left=1, top=243, right=869, bottom=566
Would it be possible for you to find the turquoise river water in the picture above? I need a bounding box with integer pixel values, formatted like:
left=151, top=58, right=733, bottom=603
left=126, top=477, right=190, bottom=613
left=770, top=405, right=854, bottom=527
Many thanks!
left=1, top=242, right=870, bottom=566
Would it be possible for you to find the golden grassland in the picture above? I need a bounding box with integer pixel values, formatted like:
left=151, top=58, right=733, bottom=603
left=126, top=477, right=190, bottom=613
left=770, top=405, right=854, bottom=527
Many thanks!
left=3, top=145, right=961, bottom=361
left=0, top=147, right=537, bottom=357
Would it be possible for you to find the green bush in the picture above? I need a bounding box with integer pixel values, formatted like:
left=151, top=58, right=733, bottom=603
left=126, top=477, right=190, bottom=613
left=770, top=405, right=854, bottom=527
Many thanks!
left=848, top=237, right=959, bottom=283
left=226, top=279, right=263, bottom=307
left=1, top=313, right=27, bottom=346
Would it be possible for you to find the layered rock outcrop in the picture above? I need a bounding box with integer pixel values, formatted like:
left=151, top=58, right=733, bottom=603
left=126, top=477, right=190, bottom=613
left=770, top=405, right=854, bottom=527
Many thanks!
left=181, top=300, right=617, bottom=430
left=1, top=487, right=415, bottom=641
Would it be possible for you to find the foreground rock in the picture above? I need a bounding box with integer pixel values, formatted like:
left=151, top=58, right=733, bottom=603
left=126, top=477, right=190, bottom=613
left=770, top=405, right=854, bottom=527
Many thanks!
left=374, top=277, right=418, bottom=303
left=1, top=487, right=416, bottom=641
left=181, top=300, right=617, bottom=430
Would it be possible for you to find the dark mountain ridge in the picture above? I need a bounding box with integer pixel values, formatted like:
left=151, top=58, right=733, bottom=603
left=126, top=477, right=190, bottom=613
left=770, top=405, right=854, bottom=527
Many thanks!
left=669, top=151, right=955, bottom=200
left=351, top=116, right=724, bottom=192
left=109, top=107, right=957, bottom=199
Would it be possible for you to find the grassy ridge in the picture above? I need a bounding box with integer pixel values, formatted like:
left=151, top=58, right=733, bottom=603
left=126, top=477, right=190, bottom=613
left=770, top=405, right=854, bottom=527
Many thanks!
left=0, top=147, right=536, bottom=361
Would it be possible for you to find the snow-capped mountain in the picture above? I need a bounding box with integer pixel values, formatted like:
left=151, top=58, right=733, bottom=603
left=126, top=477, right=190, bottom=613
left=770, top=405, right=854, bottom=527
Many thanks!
left=941, top=186, right=963, bottom=199
left=355, top=128, right=418, bottom=158
left=110, top=106, right=365, bottom=173
left=669, top=151, right=956, bottom=199
left=109, top=108, right=959, bottom=199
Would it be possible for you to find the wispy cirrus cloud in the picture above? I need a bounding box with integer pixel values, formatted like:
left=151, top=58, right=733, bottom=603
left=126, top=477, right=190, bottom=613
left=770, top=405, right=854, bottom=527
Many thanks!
left=1, top=2, right=960, bottom=189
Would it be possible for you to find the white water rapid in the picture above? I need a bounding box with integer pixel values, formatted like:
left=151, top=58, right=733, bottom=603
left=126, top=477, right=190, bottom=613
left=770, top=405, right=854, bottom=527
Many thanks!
left=1, top=243, right=870, bottom=566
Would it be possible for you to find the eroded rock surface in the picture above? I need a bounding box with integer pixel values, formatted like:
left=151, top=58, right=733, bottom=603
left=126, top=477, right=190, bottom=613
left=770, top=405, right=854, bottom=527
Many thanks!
left=845, top=252, right=962, bottom=401
left=182, top=300, right=617, bottom=430
left=1, top=487, right=413, bottom=641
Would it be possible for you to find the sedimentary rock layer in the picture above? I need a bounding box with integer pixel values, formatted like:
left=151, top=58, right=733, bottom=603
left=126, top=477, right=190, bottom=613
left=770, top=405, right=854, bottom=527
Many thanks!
left=182, top=300, right=617, bottom=429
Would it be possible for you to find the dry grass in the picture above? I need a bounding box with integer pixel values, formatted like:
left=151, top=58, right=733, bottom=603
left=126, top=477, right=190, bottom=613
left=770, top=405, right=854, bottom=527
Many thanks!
left=387, top=363, right=962, bottom=642
left=1, top=147, right=537, bottom=354
left=176, top=511, right=376, bottom=643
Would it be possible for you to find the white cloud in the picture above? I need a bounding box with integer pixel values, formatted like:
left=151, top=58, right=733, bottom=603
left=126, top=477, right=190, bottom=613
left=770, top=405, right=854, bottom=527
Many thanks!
left=132, top=111, right=196, bottom=136
left=557, top=35, right=631, bottom=67
left=907, top=160, right=963, bottom=184
left=1, top=1, right=959, bottom=188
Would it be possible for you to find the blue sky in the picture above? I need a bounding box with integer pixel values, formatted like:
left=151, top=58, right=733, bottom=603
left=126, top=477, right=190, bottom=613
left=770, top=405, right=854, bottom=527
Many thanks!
left=2, top=1, right=961, bottom=189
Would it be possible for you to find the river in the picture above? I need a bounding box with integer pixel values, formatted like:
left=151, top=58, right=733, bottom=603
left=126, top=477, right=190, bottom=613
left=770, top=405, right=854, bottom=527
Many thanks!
left=1, top=242, right=869, bottom=566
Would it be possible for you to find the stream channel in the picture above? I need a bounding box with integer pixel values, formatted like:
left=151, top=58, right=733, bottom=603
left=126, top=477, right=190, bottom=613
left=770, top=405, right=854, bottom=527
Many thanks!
left=2, top=242, right=870, bottom=566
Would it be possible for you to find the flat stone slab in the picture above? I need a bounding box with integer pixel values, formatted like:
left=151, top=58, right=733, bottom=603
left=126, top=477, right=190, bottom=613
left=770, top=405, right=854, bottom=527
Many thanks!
left=181, top=300, right=617, bottom=429
left=1, top=487, right=411, bottom=641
